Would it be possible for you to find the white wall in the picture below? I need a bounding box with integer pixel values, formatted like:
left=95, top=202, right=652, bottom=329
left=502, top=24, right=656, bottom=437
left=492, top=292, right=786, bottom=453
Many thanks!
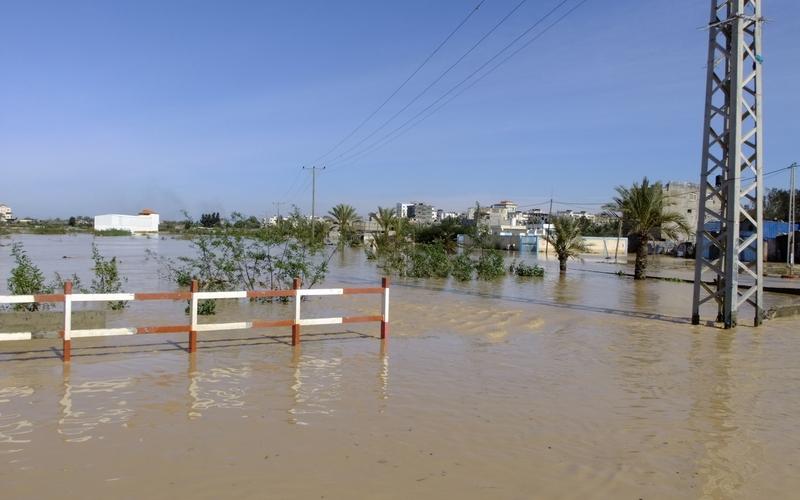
left=94, top=214, right=159, bottom=233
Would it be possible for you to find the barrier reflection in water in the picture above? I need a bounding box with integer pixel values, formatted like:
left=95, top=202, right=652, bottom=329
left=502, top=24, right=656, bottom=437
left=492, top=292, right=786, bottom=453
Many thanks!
left=58, top=365, right=134, bottom=443
left=0, top=386, right=34, bottom=451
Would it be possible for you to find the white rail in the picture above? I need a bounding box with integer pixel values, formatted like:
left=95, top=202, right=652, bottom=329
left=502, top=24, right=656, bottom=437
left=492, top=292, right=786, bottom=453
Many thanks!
left=0, top=277, right=391, bottom=361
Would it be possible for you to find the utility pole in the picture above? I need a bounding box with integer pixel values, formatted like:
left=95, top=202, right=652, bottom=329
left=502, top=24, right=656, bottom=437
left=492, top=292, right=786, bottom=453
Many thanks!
left=692, top=0, right=765, bottom=328
left=303, top=166, right=325, bottom=242
left=788, top=162, right=797, bottom=275
left=544, top=197, right=553, bottom=258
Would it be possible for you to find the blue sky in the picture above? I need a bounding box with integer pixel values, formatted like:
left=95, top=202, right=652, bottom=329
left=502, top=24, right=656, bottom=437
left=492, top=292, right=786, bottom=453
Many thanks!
left=1, top=0, right=798, bottom=219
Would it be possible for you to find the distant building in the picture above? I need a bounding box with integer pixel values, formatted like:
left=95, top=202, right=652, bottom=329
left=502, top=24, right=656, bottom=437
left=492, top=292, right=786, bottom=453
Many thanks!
left=0, top=203, right=14, bottom=222
left=94, top=209, right=159, bottom=233
left=491, top=200, right=518, bottom=213
left=396, top=203, right=414, bottom=219
left=436, top=209, right=458, bottom=221
left=662, top=181, right=719, bottom=242
left=556, top=209, right=596, bottom=222
left=407, top=202, right=436, bottom=224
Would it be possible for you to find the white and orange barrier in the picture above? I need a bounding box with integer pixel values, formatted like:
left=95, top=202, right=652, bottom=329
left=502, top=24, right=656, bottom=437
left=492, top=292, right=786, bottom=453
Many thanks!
left=0, top=277, right=390, bottom=361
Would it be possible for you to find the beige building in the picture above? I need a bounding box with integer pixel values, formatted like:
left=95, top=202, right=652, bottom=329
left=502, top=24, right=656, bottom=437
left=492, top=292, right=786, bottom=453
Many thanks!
left=0, top=204, right=14, bottom=222
left=662, top=181, right=719, bottom=242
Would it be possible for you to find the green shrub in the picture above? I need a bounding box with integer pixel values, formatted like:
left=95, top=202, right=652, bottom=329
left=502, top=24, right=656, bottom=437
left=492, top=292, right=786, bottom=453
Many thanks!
left=7, top=242, right=52, bottom=311
left=152, top=219, right=331, bottom=315
left=510, top=261, right=545, bottom=278
left=408, top=244, right=451, bottom=278
left=94, top=229, right=132, bottom=236
left=450, top=253, right=474, bottom=281
left=475, top=250, right=505, bottom=280
left=88, top=244, right=128, bottom=309
left=31, top=225, right=67, bottom=235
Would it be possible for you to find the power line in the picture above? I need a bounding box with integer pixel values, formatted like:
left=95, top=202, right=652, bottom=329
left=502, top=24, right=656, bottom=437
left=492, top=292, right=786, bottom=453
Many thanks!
left=312, top=0, right=488, bottom=164
left=327, top=0, right=584, bottom=169
left=325, top=0, right=532, bottom=167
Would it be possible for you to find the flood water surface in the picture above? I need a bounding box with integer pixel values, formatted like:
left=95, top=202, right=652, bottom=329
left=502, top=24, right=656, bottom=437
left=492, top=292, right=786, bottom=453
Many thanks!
left=1, top=235, right=799, bottom=499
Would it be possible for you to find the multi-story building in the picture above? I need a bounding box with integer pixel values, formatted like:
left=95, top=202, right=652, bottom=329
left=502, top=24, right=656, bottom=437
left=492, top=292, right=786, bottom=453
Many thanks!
left=0, top=203, right=14, bottom=222
left=407, top=202, right=436, bottom=224
left=662, top=181, right=719, bottom=242
left=396, top=203, right=414, bottom=219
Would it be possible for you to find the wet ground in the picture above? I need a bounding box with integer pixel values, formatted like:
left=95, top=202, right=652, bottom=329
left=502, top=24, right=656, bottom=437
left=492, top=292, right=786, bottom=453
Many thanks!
left=1, top=234, right=799, bottom=499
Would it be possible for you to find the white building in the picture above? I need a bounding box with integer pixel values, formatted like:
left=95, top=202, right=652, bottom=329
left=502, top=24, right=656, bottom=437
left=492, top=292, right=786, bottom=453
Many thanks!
left=94, top=209, right=159, bottom=233
left=0, top=203, right=14, bottom=221
left=556, top=209, right=596, bottom=222
left=396, top=203, right=414, bottom=219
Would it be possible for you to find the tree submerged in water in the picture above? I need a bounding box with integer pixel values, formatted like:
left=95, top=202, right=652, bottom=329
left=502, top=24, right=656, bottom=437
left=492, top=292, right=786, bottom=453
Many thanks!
left=151, top=214, right=333, bottom=315
left=326, top=203, right=362, bottom=248
left=6, top=242, right=50, bottom=311
left=543, top=216, right=588, bottom=274
left=5, top=242, right=127, bottom=311
left=608, top=177, right=690, bottom=279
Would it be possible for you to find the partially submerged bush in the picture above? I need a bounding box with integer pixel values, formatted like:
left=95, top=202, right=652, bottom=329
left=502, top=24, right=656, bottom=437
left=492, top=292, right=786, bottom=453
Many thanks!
left=94, top=229, right=133, bottom=236
left=408, top=244, right=451, bottom=279
left=450, top=253, right=474, bottom=281
left=152, top=215, right=332, bottom=315
left=88, top=244, right=127, bottom=309
left=509, top=261, right=545, bottom=278
left=7, top=242, right=51, bottom=311
left=475, top=250, right=505, bottom=280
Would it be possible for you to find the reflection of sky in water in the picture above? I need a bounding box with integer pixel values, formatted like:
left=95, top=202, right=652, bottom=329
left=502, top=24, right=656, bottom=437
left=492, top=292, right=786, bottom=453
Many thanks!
left=289, top=355, right=342, bottom=425
left=188, top=366, right=251, bottom=419
left=58, top=378, right=134, bottom=443
left=0, top=386, right=34, bottom=452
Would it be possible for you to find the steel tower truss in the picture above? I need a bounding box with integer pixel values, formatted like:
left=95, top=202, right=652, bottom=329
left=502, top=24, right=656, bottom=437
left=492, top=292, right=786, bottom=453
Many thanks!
left=692, top=0, right=764, bottom=328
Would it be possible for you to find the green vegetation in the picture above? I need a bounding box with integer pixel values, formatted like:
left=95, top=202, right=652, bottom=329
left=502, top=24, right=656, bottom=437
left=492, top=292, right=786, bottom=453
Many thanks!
left=366, top=204, right=507, bottom=281
left=408, top=244, right=451, bottom=279
left=88, top=244, right=127, bottom=309
left=509, top=261, right=545, bottom=277
left=608, top=177, right=690, bottom=279
left=5, top=241, right=129, bottom=311
left=543, top=216, right=588, bottom=273
left=327, top=203, right=363, bottom=248
left=413, top=218, right=466, bottom=253
left=475, top=249, right=505, bottom=280
left=200, top=212, right=222, bottom=228
left=94, top=229, right=132, bottom=236
left=153, top=213, right=332, bottom=315
left=6, top=243, right=50, bottom=311
left=30, top=225, right=67, bottom=235
left=764, top=187, right=800, bottom=221
left=450, top=253, right=474, bottom=281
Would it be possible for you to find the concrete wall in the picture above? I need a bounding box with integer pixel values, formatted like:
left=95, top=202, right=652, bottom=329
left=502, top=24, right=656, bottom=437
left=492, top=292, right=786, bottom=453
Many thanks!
left=581, top=237, right=628, bottom=257
left=94, top=214, right=159, bottom=233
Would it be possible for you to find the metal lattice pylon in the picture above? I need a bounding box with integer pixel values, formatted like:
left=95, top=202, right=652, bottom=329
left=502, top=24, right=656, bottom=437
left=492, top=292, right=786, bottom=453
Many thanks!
left=692, top=0, right=764, bottom=328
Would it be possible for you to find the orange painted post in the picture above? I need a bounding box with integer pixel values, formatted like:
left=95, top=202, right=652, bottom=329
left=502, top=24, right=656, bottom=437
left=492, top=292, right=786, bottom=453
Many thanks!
left=292, top=277, right=301, bottom=346
left=189, top=280, right=198, bottom=353
left=63, top=280, right=73, bottom=362
left=381, top=276, right=390, bottom=339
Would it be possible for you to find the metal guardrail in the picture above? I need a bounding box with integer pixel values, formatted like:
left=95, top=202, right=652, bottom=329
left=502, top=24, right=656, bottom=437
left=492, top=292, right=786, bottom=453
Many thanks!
left=0, top=277, right=390, bottom=361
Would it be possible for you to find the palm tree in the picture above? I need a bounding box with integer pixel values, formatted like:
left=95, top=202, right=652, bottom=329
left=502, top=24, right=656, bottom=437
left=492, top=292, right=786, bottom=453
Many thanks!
left=609, top=177, right=691, bottom=280
left=327, top=204, right=362, bottom=246
left=374, top=207, right=397, bottom=240
left=543, top=216, right=588, bottom=273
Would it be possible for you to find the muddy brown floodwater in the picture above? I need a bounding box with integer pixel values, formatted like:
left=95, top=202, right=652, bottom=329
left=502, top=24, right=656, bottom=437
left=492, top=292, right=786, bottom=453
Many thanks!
left=1, top=234, right=799, bottom=499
